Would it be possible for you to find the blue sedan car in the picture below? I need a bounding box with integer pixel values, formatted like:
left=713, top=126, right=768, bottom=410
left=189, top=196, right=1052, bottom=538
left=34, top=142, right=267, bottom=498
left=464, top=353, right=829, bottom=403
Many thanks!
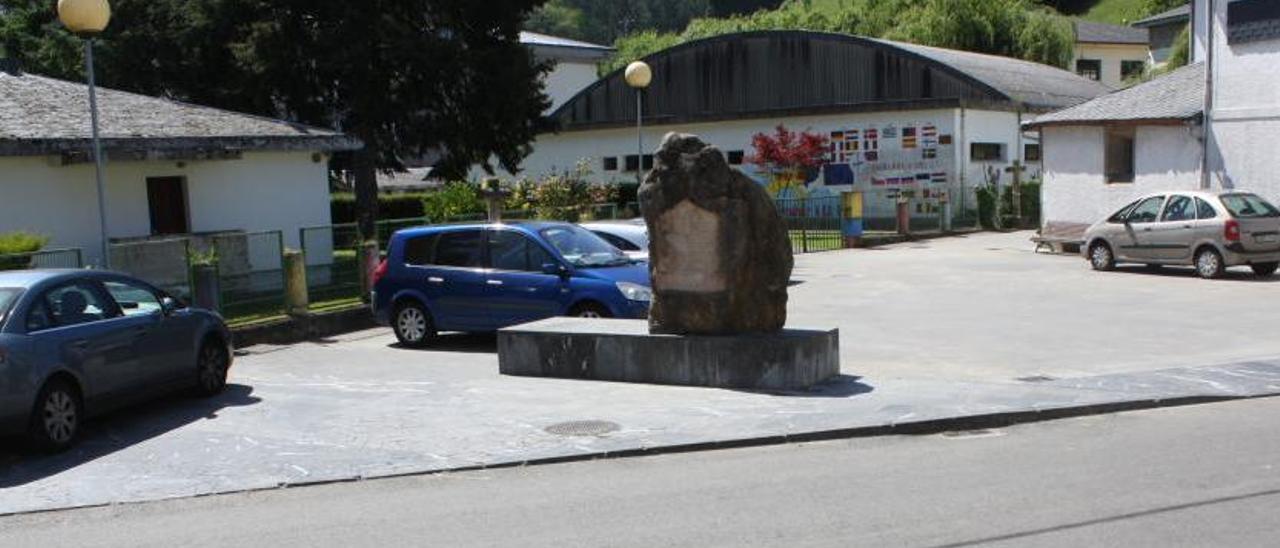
left=372, top=222, right=651, bottom=347
left=0, top=270, right=233, bottom=451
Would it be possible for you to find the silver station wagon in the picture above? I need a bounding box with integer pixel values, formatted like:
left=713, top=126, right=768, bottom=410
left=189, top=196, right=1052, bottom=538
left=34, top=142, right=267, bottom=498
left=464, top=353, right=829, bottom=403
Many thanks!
left=1083, top=191, right=1280, bottom=279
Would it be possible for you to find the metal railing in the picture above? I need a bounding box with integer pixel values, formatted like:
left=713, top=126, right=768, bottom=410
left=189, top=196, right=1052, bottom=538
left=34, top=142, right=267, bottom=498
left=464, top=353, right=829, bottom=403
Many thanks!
left=775, top=195, right=843, bottom=254
left=301, top=223, right=363, bottom=303
left=213, top=230, right=286, bottom=321
left=0, top=248, right=83, bottom=271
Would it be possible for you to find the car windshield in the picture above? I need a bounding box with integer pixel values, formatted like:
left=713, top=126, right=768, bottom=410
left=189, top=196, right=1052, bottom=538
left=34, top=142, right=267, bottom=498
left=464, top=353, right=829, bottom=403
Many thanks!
left=540, top=225, right=630, bottom=267
left=1220, top=193, right=1280, bottom=219
left=0, top=287, right=23, bottom=324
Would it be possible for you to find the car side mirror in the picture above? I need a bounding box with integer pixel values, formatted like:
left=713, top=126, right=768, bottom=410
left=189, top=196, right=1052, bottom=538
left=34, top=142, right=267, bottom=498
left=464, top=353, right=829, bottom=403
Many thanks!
left=541, top=262, right=568, bottom=277
left=160, top=297, right=179, bottom=316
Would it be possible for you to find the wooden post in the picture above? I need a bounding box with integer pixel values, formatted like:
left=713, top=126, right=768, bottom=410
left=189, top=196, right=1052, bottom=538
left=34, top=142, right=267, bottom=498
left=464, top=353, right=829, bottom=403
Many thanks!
left=283, top=249, right=308, bottom=317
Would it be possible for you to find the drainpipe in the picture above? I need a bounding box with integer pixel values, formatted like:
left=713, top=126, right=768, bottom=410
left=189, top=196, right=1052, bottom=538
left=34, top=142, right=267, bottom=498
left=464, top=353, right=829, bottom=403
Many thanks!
left=958, top=106, right=967, bottom=219
left=1200, top=0, right=1216, bottom=189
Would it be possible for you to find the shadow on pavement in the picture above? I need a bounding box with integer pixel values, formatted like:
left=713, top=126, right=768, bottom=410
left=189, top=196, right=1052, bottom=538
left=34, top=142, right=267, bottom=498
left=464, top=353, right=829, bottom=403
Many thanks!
left=0, top=384, right=260, bottom=489
left=390, top=332, right=498, bottom=354
left=1112, top=265, right=1280, bottom=283
left=739, top=374, right=874, bottom=399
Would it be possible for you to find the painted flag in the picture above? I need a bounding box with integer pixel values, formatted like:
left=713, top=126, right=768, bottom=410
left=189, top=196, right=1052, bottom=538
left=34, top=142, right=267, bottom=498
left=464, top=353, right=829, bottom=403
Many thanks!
left=922, top=125, right=938, bottom=137
left=931, top=172, right=947, bottom=183
left=915, top=173, right=931, bottom=181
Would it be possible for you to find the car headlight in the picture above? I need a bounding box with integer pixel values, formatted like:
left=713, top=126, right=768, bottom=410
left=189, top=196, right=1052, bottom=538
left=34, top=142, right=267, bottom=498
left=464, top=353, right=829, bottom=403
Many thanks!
left=616, top=281, right=652, bottom=302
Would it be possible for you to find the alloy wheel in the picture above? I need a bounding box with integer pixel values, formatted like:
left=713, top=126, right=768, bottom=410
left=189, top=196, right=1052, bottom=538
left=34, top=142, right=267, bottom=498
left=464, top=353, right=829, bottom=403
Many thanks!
left=398, top=307, right=427, bottom=342
left=1091, top=245, right=1112, bottom=270
left=42, top=390, right=77, bottom=444
left=198, top=344, right=228, bottom=394
left=577, top=309, right=603, bottom=319
left=1197, top=250, right=1222, bottom=279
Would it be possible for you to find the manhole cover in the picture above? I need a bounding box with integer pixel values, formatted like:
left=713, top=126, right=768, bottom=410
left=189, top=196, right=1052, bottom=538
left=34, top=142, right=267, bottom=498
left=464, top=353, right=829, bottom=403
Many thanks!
left=545, top=420, right=620, bottom=437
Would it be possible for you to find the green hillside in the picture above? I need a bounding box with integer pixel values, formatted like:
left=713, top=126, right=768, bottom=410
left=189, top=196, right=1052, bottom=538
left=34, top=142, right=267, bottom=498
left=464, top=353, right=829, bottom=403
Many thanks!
left=1078, top=0, right=1150, bottom=25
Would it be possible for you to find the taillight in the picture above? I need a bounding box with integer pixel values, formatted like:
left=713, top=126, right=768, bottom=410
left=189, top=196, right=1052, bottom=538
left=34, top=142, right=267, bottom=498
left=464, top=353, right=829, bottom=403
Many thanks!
left=1225, top=219, right=1241, bottom=242
left=372, top=259, right=389, bottom=286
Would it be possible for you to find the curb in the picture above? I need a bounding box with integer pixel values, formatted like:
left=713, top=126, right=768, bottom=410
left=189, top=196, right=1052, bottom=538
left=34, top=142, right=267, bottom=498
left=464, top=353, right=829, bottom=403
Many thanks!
left=2, top=392, right=1257, bottom=519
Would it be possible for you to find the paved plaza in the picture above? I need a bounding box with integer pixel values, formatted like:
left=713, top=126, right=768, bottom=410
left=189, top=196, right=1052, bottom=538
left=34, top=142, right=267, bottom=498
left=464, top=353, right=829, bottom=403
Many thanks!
left=5, top=231, right=1280, bottom=514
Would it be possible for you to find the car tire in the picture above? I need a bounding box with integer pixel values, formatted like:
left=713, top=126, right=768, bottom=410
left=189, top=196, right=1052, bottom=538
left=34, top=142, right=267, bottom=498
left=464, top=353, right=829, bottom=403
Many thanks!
left=27, top=379, right=82, bottom=453
left=1250, top=261, right=1279, bottom=277
left=393, top=300, right=435, bottom=348
left=569, top=302, right=612, bottom=319
left=1089, top=242, right=1115, bottom=271
left=195, top=339, right=230, bottom=397
left=1195, top=247, right=1225, bottom=279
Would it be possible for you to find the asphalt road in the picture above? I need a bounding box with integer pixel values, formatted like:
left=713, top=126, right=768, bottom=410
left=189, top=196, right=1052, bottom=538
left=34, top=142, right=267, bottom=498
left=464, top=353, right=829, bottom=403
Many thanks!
left=4, top=397, right=1280, bottom=547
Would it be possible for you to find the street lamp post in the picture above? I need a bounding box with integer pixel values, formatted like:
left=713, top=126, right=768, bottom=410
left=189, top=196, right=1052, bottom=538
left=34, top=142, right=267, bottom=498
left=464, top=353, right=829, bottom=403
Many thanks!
left=624, top=61, right=652, bottom=186
left=57, top=0, right=112, bottom=269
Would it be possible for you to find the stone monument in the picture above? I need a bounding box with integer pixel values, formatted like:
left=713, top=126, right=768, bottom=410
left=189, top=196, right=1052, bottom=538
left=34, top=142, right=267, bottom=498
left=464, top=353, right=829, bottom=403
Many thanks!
left=496, top=133, right=839, bottom=390
left=640, top=133, right=793, bottom=335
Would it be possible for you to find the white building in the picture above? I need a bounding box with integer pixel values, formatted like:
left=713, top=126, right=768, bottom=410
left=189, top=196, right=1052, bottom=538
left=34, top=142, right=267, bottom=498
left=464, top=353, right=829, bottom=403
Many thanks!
left=520, top=31, right=613, bottom=113
left=502, top=31, right=1109, bottom=225
left=1072, top=21, right=1151, bottom=88
left=0, top=61, right=360, bottom=268
left=1031, top=0, right=1280, bottom=226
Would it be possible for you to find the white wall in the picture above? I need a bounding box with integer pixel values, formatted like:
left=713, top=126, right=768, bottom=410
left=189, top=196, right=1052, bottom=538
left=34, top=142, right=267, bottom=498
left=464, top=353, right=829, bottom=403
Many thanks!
left=544, top=60, right=600, bottom=113
left=1040, top=125, right=1201, bottom=224
left=1073, top=43, right=1150, bottom=88
left=0, top=151, right=331, bottom=267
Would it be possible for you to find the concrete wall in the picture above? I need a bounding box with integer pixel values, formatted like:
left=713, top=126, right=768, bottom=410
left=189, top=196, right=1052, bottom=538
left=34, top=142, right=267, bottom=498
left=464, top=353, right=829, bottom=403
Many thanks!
left=0, top=151, right=332, bottom=267
left=1073, top=43, right=1149, bottom=88
left=1202, top=0, right=1280, bottom=199
left=1040, top=125, right=1201, bottom=224
left=544, top=60, right=600, bottom=113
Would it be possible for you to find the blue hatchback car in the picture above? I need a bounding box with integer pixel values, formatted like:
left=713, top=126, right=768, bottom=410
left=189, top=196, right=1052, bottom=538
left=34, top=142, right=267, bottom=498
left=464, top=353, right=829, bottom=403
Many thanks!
left=0, top=270, right=233, bottom=451
left=372, top=222, right=651, bottom=346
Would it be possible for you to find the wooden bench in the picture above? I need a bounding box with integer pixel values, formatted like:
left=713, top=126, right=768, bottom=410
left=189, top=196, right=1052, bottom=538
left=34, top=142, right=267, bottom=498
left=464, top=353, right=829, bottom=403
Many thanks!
left=1032, top=221, right=1090, bottom=254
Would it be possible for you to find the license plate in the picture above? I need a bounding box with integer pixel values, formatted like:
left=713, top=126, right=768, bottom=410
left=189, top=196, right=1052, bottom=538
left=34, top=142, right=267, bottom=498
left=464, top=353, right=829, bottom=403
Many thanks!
left=1256, top=234, right=1277, bottom=244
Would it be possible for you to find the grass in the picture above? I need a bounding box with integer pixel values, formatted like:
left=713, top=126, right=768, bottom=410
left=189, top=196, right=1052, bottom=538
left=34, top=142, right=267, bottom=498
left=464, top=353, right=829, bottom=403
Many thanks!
left=224, top=295, right=366, bottom=329
left=1078, top=0, right=1148, bottom=25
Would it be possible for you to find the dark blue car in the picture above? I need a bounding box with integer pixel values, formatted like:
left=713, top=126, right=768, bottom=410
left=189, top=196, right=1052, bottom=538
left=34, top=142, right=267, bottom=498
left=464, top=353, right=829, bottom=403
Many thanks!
left=0, top=270, right=233, bottom=451
left=372, top=222, right=651, bottom=346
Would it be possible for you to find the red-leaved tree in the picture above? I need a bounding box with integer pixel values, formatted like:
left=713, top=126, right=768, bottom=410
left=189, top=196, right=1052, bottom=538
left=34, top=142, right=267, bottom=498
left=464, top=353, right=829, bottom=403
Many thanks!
left=747, top=125, right=829, bottom=196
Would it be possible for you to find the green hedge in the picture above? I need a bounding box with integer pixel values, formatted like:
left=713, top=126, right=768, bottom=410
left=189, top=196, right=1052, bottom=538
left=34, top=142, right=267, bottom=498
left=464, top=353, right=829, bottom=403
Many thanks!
left=331, top=193, right=428, bottom=225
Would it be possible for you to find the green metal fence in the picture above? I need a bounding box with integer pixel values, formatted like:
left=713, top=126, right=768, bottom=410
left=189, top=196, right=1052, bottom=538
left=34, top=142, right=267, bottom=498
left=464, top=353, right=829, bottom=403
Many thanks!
left=775, top=196, right=843, bottom=254
left=212, top=230, right=286, bottom=321
left=301, top=223, right=364, bottom=303
left=0, top=248, right=83, bottom=271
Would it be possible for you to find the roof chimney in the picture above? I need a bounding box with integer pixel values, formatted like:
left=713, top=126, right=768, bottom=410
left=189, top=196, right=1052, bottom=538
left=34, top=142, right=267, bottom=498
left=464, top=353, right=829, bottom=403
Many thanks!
left=0, top=58, right=21, bottom=75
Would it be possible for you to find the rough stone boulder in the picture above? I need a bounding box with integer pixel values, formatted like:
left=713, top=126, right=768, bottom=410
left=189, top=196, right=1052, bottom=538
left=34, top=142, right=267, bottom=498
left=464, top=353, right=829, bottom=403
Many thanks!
left=639, top=133, right=794, bottom=335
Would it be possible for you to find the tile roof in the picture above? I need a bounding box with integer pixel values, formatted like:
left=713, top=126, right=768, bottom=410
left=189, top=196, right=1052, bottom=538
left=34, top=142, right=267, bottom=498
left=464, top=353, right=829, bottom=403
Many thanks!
left=1074, top=20, right=1150, bottom=44
left=1025, top=63, right=1203, bottom=127
left=1132, top=4, right=1192, bottom=27
left=0, top=68, right=361, bottom=157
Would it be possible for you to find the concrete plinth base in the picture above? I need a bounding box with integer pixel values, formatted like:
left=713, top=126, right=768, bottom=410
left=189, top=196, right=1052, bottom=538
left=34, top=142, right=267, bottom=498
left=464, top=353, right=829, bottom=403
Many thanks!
left=498, top=318, right=840, bottom=390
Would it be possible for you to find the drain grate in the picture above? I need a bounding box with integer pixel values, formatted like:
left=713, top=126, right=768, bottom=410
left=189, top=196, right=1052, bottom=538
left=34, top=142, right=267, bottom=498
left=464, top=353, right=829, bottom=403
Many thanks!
left=544, top=420, right=620, bottom=437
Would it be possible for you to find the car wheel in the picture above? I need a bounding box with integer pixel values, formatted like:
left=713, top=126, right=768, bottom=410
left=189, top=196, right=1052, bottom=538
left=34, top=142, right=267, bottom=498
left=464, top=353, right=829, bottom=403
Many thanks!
left=1089, top=242, right=1115, bottom=271
left=570, top=302, right=612, bottom=319
left=393, top=301, right=435, bottom=348
left=195, top=339, right=230, bottom=397
left=1250, top=261, right=1279, bottom=277
left=1195, top=247, right=1225, bottom=279
left=28, top=379, right=82, bottom=452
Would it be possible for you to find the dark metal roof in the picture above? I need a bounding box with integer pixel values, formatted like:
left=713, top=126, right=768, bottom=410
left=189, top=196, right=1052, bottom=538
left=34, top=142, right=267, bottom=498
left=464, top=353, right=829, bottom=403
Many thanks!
left=1074, top=20, right=1150, bottom=44
left=1025, top=63, right=1203, bottom=128
left=1132, top=4, right=1192, bottom=28
left=0, top=70, right=361, bottom=157
left=549, top=31, right=1110, bottom=132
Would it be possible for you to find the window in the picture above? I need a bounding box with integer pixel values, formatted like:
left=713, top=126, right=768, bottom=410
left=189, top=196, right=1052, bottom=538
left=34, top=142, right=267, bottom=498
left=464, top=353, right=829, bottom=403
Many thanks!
left=1121, top=60, right=1146, bottom=82
left=1161, top=195, right=1195, bottom=222
left=45, top=283, right=115, bottom=327
left=403, top=234, right=437, bottom=266
left=104, top=280, right=162, bottom=317
left=970, top=143, right=1005, bottom=162
left=539, top=225, right=628, bottom=268
left=146, top=176, right=190, bottom=235
left=26, top=299, right=54, bottom=332
left=1024, top=144, right=1042, bottom=162
left=1220, top=193, right=1280, bottom=219
left=726, top=150, right=745, bottom=165
left=1196, top=197, right=1218, bottom=220
left=1105, top=127, right=1135, bottom=183
left=1108, top=199, right=1141, bottom=224
left=625, top=155, right=639, bottom=172
left=0, top=287, right=20, bottom=324
left=1076, top=59, right=1101, bottom=81
left=487, top=230, right=555, bottom=272
left=593, top=231, right=640, bottom=251
left=431, top=230, right=484, bottom=268
left=602, top=157, right=618, bottom=171
left=1228, top=0, right=1280, bottom=44
left=1128, top=196, right=1167, bottom=224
